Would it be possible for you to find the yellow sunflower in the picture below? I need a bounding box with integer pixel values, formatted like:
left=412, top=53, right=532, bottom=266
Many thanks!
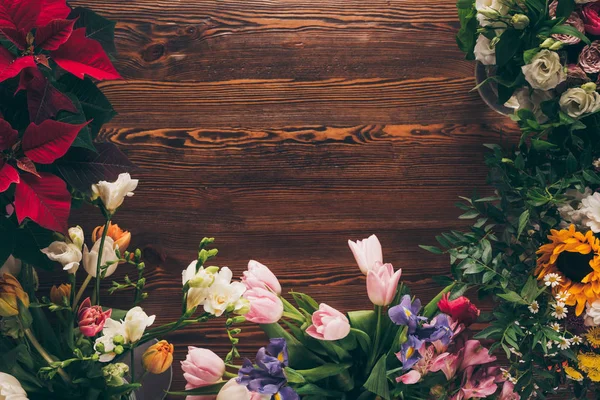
left=536, top=225, right=600, bottom=315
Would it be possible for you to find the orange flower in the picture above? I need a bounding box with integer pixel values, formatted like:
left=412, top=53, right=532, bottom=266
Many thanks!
left=92, top=222, right=131, bottom=253
left=0, top=273, right=29, bottom=317
left=50, top=283, right=71, bottom=305
left=142, top=340, right=174, bottom=374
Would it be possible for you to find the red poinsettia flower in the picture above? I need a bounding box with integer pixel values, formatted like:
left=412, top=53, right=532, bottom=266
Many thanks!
left=0, top=118, right=87, bottom=233
left=0, top=0, right=121, bottom=83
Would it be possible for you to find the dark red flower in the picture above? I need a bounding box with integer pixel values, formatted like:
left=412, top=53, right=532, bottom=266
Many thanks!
left=0, top=118, right=87, bottom=232
left=582, top=2, right=600, bottom=36
left=437, top=293, right=480, bottom=326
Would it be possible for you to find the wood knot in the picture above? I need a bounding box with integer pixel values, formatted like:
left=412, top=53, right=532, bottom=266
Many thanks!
left=141, top=43, right=165, bottom=62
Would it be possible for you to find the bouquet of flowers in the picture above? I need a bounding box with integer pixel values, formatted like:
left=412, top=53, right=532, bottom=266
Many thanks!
left=169, top=235, right=520, bottom=400
left=457, top=0, right=600, bottom=134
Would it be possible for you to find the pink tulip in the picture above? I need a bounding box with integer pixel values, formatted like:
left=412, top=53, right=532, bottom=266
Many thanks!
left=459, top=340, right=497, bottom=371
left=306, top=303, right=351, bottom=341
left=215, top=378, right=270, bottom=400
left=348, top=234, right=383, bottom=275
left=181, top=347, right=225, bottom=391
left=459, top=366, right=500, bottom=399
left=243, top=287, right=284, bottom=324
left=366, top=262, right=401, bottom=306
left=77, top=297, right=112, bottom=337
left=243, top=260, right=281, bottom=295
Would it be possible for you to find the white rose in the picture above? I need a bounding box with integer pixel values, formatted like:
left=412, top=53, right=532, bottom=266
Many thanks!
left=521, top=50, right=566, bottom=90
left=476, top=0, right=509, bottom=27
left=0, top=372, right=28, bottom=400
left=41, top=241, right=82, bottom=274
left=123, top=306, right=155, bottom=342
left=585, top=300, right=600, bottom=326
left=474, top=35, right=496, bottom=65
left=203, top=267, right=246, bottom=317
left=91, top=173, right=139, bottom=213
left=580, top=192, right=600, bottom=232
left=216, top=378, right=270, bottom=400
left=558, top=188, right=593, bottom=229
left=82, top=236, right=120, bottom=278
left=559, top=87, right=600, bottom=118
left=0, top=255, right=21, bottom=277
left=182, top=260, right=217, bottom=311
left=68, top=226, right=84, bottom=248
left=504, top=88, right=553, bottom=123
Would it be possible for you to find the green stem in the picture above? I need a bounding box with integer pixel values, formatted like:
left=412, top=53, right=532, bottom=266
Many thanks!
left=94, top=217, right=111, bottom=306
left=73, top=274, right=93, bottom=311
left=24, top=328, right=71, bottom=384
left=368, top=305, right=383, bottom=370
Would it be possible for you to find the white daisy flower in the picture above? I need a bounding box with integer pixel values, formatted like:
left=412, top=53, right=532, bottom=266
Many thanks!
left=528, top=301, right=540, bottom=314
left=556, top=336, right=571, bottom=350
left=550, top=322, right=561, bottom=332
left=551, top=302, right=568, bottom=320
left=572, top=335, right=583, bottom=345
left=556, top=291, right=570, bottom=302
left=544, top=273, right=562, bottom=288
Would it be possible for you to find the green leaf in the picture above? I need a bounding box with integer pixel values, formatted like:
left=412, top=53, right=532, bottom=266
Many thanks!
left=583, top=170, right=600, bottom=184
left=556, top=0, right=576, bottom=19
left=496, top=29, right=522, bottom=68
left=550, top=25, right=591, bottom=44
left=168, top=382, right=226, bottom=396
left=531, top=139, right=558, bottom=152
left=348, top=310, right=376, bottom=338
left=497, top=291, right=528, bottom=304
left=0, top=218, right=16, bottom=267
left=418, top=245, right=443, bottom=254
left=56, top=94, right=96, bottom=152
left=70, top=7, right=117, bottom=55
left=296, top=384, right=346, bottom=397
left=296, top=363, right=352, bottom=383
left=517, top=210, right=529, bottom=240
left=459, top=210, right=480, bottom=219
left=523, top=48, right=540, bottom=64
left=566, top=152, right=578, bottom=174
left=290, top=291, right=319, bottom=314
left=363, top=356, right=390, bottom=400
left=350, top=328, right=372, bottom=354
left=284, top=367, right=307, bottom=384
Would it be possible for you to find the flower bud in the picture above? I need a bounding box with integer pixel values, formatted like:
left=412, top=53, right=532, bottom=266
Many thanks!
left=511, top=14, right=530, bottom=29
left=50, top=283, right=71, bottom=305
left=540, top=38, right=556, bottom=48
left=68, top=226, right=84, bottom=248
left=113, top=335, right=125, bottom=345
left=549, top=40, right=564, bottom=50
left=582, top=82, right=598, bottom=93
left=96, top=342, right=106, bottom=353
left=114, top=345, right=124, bottom=355
left=103, top=363, right=129, bottom=387
left=0, top=273, right=29, bottom=317
left=92, top=222, right=132, bottom=253
left=234, top=298, right=251, bottom=315
left=142, top=340, right=174, bottom=374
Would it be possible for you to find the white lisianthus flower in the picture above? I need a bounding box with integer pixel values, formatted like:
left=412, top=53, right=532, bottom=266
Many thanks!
left=203, top=267, right=246, bottom=317
left=585, top=300, right=600, bottom=326
left=123, top=307, right=155, bottom=342
left=182, top=260, right=219, bottom=311
left=474, top=35, right=496, bottom=65
left=521, top=50, right=566, bottom=90
left=41, top=241, right=82, bottom=274
left=82, top=236, right=120, bottom=278
left=68, top=226, right=85, bottom=248
left=559, top=87, right=600, bottom=118
left=558, top=188, right=593, bottom=229
left=504, top=88, right=553, bottom=123
left=475, top=0, right=509, bottom=27
left=0, top=255, right=21, bottom=277
left=91, top=173, right=139, bottom=214
left=0, top=372, right=28, bottom=399
left=580, top=192, right=600, bottom=232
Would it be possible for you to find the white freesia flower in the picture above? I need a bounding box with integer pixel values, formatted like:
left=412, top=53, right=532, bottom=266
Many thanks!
left=95, top=319, right=127, bottom=362
left=0, top=255, right=21, bottom=277
left=585, top=300, right=600, bottom=326
left=521, top=50, right=566, bottom=90
left=504, top=88, right=553, bottom=123
left=91, top=173, right=139, bottom=214
left=474, top=35, right=496, bottom=65
left=203, top=267, right=246, bottom=317
left=580, top=192, right=600, bottom=232
left=82, top=236, right=120, bottom=278
left=559, top=87, right=600, bottom=118
left=475, top=0, right=509, bottom=27
left=182, top=260, right=218, bottom=311
left=68, top=226, right=84, bottom=248
left=123, top=306, right=155, bottom=342
left=41, top=241, right=82, bottom=274
left=0, top=372, right=28, bottom=399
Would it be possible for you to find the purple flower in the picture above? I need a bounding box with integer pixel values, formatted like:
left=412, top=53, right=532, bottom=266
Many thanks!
left=416, top=313, right=453, bottom=345
left=388, top=295, right=426, bottom=333
left=398, top=335, right=424, bottom=370
left=237, top=338, right=299, bottom=399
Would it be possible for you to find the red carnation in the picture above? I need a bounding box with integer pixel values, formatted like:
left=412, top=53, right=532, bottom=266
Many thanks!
left=437, top=293, right=480, bottom=326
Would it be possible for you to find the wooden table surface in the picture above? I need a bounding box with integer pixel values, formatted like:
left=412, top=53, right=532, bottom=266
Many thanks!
left=64, top=0, right=518, bottom=396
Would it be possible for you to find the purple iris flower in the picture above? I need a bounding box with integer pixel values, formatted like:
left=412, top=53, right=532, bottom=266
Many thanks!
left=398, top=334, right=423, bottom=370
left=417, top=313, right=453, bottom=345
left=388, top=295, right=426, bottom=333
left=237, top=338, right=299, bottom=399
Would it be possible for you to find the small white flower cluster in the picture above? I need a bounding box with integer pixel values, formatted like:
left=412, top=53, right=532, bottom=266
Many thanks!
left=543, top=273, right=562, bottom=288
left=95, top=307, right=155, bottom=362
left=500, top=368, right=518, bottom=384
left=182, top=261, right=248, bottom=317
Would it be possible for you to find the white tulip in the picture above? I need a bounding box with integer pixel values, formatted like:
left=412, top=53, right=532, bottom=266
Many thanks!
left=123, top=306, right=155, bottom=342
left=0, top=372, right=28, bottom=400
left=91, top=173, right=139, bottom=214
left=216, top=378, right=270, bottom=400
left=41, top=241, right=82, bottom=274
left=559, top=87, right=600, bottom=118
left=68, top=226, right=84, bottom=248
left=521, top=50, right=566, bottom=90
left=203, top=267, right=246, bottom=317
left=82, top=236, right=120, bottom=278
left=182, top=260, right=217, bottom=311
left=0, top=255, right=21, bottom=277
left=474, top=35, right=496, bottom=65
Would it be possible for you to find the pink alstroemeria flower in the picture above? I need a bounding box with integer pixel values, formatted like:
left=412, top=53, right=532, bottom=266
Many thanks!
left=456, top=366, right=500, bottom=400
left=77, top=297, right=112, bottom=337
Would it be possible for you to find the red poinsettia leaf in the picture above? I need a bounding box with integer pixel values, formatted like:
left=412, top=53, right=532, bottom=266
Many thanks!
left=34, top=18, right=74, bottom=50
left=0, top=27, right=27, bottom=49
left=0, top=119, right=18, bottom=151
left=0, top=162, right=19, bottom=192
left=51, top=28, right=121, bottom=81
left=22, top=119, right=88, bottom=164
left=14, top=173, right=70, bottom=233
left=0, top=49, right=35, bottom=83
left=17, top=68, right=77, bottom=123
left=0, top=0, right=41, bottom=34
left=16, top=158, right=40, bottom=178
left=36, top=0, right=70, bottom=27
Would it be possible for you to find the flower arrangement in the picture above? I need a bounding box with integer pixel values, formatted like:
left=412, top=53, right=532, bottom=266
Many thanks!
left=457, top=0, right=600, bottom=133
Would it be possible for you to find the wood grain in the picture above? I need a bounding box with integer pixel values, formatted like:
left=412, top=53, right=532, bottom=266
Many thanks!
left=59, top=0, right=520, bottom=396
